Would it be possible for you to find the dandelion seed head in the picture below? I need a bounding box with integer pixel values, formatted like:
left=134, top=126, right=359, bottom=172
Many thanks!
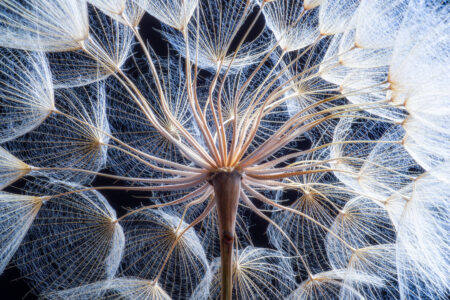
left=0, top=0, right=449, bottom=299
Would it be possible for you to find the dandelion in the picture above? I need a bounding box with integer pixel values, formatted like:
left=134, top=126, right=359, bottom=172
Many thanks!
left=0, top=0, right=449, bottom=299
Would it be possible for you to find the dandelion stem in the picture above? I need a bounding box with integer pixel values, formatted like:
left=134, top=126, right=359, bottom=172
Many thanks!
left=208, top=169, right=242, bottom=300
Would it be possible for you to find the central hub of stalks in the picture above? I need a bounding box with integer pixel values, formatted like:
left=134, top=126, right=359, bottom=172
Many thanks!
left=208, top=169, right=241, bottom=300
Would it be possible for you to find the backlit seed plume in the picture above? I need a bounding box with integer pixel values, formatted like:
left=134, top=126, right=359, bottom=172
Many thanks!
left=192, top=247, right=297, bottom=299
left=329, top=119, right=418, bottom=200
left=134, top=0, right=199, bottom=30
left=286, top=269, right=384, bottom=300
left=47, top=7, right=135, bottom=88
left=0, top=192, right=42, bottom=273
left=0, top=0, right=89, bottom=51
left=341, top=244, right=399, bottom=299
left=396, top=169, right=450, bottom=299
left=318, top=0, right=359, bottom=35
left=0, top=0, right=448, bottom=299
left=0, top=49, right=54, bottom=143
left=6, top=82, right=110, bottom=183
left=45, top=278, right=171, bottom=300
left=106, top=55, right=203, bottom=179
left=14, top=181, right=124, bottom=293
left=325, top=196, right=395, bottom=269
left=267, top=168, right=351, bottom=273
left=262, top=0, right=320, bottom=52
left=120, top=208, right=209, bottom=299
left=354, top=0, right=409, bottom=49
left=0, top=147, right=31, bottom=190
left=164, top=0, right=271, bottom=72
left=87, top=0, right=145, bottom=27
left=389, top=2, right=450, bottom=171
left=87, top=0, right=126, bottom=17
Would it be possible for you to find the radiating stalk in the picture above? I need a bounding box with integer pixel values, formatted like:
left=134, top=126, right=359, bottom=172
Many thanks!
left=208, top=169, right=242, bottom=300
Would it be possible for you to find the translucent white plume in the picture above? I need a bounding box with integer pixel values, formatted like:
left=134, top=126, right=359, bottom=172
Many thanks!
left=48, top=7, right=134, bottom=88
left=389, top=0, right=450, bottom=104
left=263, top=0, right=320, bottom=52
left=396, top=169, right=450, bottom=299
left=133, top=0, right=199, bottom=30
left=326, top=196, right=395, bottom=269
left=402, top=116, right=450, bottom=171
left=87, top=0, right=145, bottom=26
left=340, top=244, right=399, bottom=299
left=286, top=269, right=384, bottom=300
left=164, top=0, right=269, bottom=72
left=106, top=57, right=201, bottom=179
left=120, top=208, right=209, bottom=300
left=319, top=0, right=359, bottom=35
left=192, top=247, right=296, bottom=299
left=7, top=82, right=110, bottom=184
left=330, top=118, right=417, bottom=199
left=267, top=154, right=351, bottom=273
left=0, top=49, right=54, bottom=143
left=0, top=192, right=42, bottom=274
left=0, top=147, right=31, bottom=190
left=14, top=181, right=124, bottom=293
left=355, top=0, right=409, bottom=49
left=45, top=278, right=171, bottom=300
left=0, top=0, right=89, bottom=51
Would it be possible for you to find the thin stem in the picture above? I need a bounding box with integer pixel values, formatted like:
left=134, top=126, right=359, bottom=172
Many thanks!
left=208, top=170, right=242, bottom=300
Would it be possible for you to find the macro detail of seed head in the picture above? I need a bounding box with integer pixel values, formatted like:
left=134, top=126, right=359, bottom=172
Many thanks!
left=0, top=0, right=449, bottom=300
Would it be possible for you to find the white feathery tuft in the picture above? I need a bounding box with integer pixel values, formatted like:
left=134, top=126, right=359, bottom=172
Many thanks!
left=340, top=244, right=399, bottom=300
left=0, top=192, right=42, bottom=274
left=326, top=196, right=395, bottom=270
left=286, top=269, right=384, bottom=300
left=120, top=207, right=209, bottom=300
left=164, top=0, right=268, bottom=72
left=88, top=0, right=145, bottom=27
left=396, top=169, right=450, bottom=299
left=338, top=21, right=394, bottom=68
left=355, top=0, right=409, bottom=49
left=0, top=49, right=54, bottom=143
left=389, top=0, right=450, bottom=105
left=402, top=116, right=450, bottom=171
left=48, top=7, right=135, bottom=89
left=87, top=0, right=126, bottom=18
left=319, top=0, right=359, bottom=35
left=14, top=181, right=124, bottom=294
left=304, top=0, right=322, bottom=10
left=133, top=0, right=199, bottom=30
left=263, top=0, right=320, bottom=52
left=192, top=246, right=296, bottom=300
left=44, top=277, right=172, bottom=300
left=0, top=147, right=31, bottom=190
left=0, top=0, right=89, bottom=51
left=6, top=82, right=110, bottom=184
